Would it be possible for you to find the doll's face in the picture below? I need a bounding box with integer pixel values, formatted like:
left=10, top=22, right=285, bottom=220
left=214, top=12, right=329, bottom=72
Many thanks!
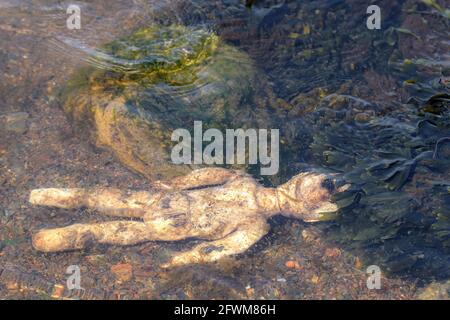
left=279, top=172, right=349, bottom=222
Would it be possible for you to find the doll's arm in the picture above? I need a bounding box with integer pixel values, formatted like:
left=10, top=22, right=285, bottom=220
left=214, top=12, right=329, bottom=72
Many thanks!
left=153, top=168, right=247, bottom=190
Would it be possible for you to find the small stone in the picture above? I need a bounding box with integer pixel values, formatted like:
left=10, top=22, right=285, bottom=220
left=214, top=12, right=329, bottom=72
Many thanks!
left=354, top=112, right=371, bottom=123
left=301, top=229, right=320, bottom=242
left=311, top=275, right=320, bottom=284
left=5, top=281, right=19, bottom=290
left=276, top=98, right=293, bottom=110
left=285, top=260, right=303, bottom=270
left=3, top=208, right=13, bottom=218
left=245, top=285, right=254, bottom=298
left=3, top=112, right=29, bottom=134
left=355, top=257, right=363, bottom=269
left=324, top=247, right=341, bottom=258
left=301, top=229, right=311, bottom=240
left=51, top=284, right=65, bottom=299
left=185, top=289, right=194, bottom=299
left=303, top=24, right=311, bottom=35
left=85, top=254, right=106, bottom=264
left=111, top=263, right=133, bottom=282
left=285, top=260, right=295, bottom=268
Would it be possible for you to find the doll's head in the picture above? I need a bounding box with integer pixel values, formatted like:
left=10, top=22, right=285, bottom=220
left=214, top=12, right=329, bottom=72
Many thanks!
left=277, top=172, right=349, bottom=222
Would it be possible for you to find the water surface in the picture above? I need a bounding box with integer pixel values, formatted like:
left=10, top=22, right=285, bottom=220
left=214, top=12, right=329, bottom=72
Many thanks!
left=0, top=0, right=449, bottom=299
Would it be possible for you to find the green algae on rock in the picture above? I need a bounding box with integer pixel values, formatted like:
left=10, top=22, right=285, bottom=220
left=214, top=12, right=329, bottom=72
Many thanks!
left=61, top=24, right=280, bottom=180
left=89, top=25, right=220, bottom=86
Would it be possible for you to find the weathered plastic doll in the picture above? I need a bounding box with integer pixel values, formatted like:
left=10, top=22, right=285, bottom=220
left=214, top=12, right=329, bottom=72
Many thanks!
left=30, top=168, right=347, bottom=267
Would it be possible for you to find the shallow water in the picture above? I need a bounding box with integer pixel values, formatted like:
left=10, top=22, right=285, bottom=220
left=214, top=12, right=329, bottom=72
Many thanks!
left=0, top=0, right=449, bottom=299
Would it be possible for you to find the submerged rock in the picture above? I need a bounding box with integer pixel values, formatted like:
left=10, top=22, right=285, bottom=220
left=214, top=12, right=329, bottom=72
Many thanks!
left=62, top=24, right=280, bottom=180
left=1, top=112, right=29, bottom=135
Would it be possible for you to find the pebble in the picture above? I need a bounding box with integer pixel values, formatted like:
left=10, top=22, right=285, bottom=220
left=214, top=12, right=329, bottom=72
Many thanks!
left=2, top=112, right=29, bottom=134
left=285, top=260, right=303, bottom=270
left=2, top=208, right=14, bottom=218
left=5, top=281, right=19, bottom=290
left=245, top=285, right=254, bottom=298
left=354, top=112, right=372, bottom=123
left=324, top=247, right=341, bottom=258
left=311, top=275, right=320, bottom=284
left=110, top=263, right=133, bottom=282
left=85, top=254, right=107, bottom=264
left=301, top=229, right=320, bottom=242
left=51, top=284, right=65, bottom=299
left=355, top=257, right=363, bottom=269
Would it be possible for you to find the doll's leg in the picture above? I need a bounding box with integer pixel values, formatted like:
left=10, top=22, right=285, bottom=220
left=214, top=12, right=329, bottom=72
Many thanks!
left=32, top=221, right=153, bottom=252
left=162, top=220, right=269, bottom=268
left=30, top=188, right=155, bottom=218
